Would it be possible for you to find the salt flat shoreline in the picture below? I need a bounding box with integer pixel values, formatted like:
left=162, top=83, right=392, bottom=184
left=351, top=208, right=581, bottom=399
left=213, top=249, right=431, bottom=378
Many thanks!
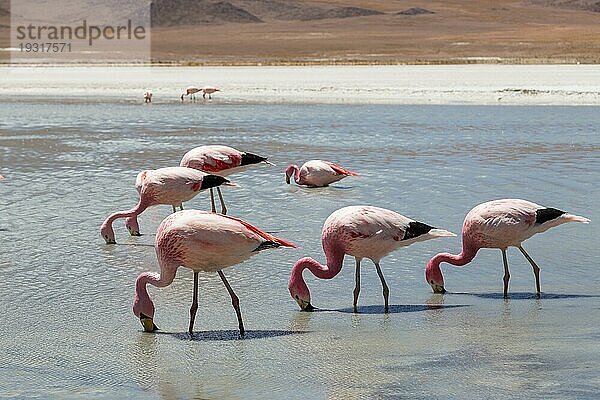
left=1, top=64, right=599, bottom=105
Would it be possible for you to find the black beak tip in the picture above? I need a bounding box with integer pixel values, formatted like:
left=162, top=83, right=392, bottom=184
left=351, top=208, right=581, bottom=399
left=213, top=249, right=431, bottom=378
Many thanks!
left=304, top=303, right=317, bottom=312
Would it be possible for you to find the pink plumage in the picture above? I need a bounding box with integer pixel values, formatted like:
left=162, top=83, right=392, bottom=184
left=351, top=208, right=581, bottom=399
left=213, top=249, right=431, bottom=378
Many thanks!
left=288, top=205, right=455, bottom=311
left=100, top=166, right=230, bottom=244
left=425, top=199, right=590, bottom=296
left=133, top=210, right=296, bottom=335
left=180, top=145, right=272, bottom=214
left=285, top=159, right=358, bottom=187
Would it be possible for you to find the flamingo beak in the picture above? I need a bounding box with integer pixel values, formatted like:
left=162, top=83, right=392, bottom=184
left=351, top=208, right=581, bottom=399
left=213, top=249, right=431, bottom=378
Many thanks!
left=432, top=284, right=446, bottom=294
left=264, top=160, right=276, bottom=166
left=296, top=298, right=316, bottom=311
left=285, top=175, right=291, bottom=184
left=140, top=314, right=158, bottom=332
left=222, top=182, right=237, bottom=187
left=103, top=235, right=116, bottom=245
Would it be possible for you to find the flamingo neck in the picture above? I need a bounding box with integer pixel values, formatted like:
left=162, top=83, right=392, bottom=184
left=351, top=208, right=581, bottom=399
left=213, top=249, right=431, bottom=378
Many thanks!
left=294, top=166, right=301, bottom=182
left=291, top=247, right=344, bottom=283
left=134, top=268, right=176, bottom=318
left=427, top=245, right=478, bottom=276
left=103, top=198, right=149, bottom=228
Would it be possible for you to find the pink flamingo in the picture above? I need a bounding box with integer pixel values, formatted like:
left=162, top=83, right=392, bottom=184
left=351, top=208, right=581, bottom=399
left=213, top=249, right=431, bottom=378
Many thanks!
left=100, top=167, right=234, bottom=244
left=288, top=205, right=455, bottom=312
left=201, top=87, right=220, bottom=99
left=425, top=199, right=590, bottom=297
left=180, top=145, right=274, bottom=214
left=285, top=160, right=358, bottom=187
left=133, top=210, right=296, bottom=335
left=181, top=86, right=201, bottom=101
left=144, top=90, right=152, bottom=103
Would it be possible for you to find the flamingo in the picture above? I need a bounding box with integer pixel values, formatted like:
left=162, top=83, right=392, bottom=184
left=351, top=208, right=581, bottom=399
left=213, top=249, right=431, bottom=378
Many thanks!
left=133, top=210, right=296, bottom=335
left=181, top=86, right=201, bottom=101
left=180, top=145, right=274, bottom=214
left=201, top=87, right=220, bottom=99
left=100, top=167, right=234, bottom=244
left=285, top=160, right=358, bottom=187
left=425, top=199, right=590, bottom=297
left=144, top=90, right=152, bottom=103
left=288, top=205, right=455, bottom=312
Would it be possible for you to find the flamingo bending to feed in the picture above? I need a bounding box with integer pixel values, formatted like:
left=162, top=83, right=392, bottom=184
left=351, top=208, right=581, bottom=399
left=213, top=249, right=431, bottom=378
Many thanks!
left=288, top=205, right=455, bottom=312
left=285, top=160, right=358, bottom=187
left=101, top=167, right=234, bottom=244
left=181, top=86, right=201, bottom=101
left=133, top=210, right=296, bottom=335
left=180, top=145, right=274, bottom=214
left=201, top=87, right=219, bottom=99
left=425, top=199, right=590, bottom=297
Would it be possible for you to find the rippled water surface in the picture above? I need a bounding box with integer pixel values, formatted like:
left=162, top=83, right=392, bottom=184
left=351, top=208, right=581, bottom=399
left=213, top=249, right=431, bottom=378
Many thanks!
left=0, top=98, right=599, bottom=399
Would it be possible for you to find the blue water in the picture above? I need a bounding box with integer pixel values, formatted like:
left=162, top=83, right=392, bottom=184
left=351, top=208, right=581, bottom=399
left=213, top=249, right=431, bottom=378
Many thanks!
left=0, top=101, right=598, bottom=399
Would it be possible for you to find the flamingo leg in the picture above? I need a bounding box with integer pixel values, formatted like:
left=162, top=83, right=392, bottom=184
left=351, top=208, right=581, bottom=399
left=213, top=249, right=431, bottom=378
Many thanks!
left=216, top=187, right=227, bottom=215
left=374, top=262, right=390, bottom=312
left=517, top=245, right=541, bottom=295
left=180, top=204, right=184, bottom=211
left=209, top=188, right=216, bottom=213
left=502, top=249, right=510, bottom=298
left=218, top=270, right=245, bottom=337
left=188, top=271, right=199, bottom=334
left=353, top=258, right=361, bottom=312
left=172, top=205, right=177, bottom=213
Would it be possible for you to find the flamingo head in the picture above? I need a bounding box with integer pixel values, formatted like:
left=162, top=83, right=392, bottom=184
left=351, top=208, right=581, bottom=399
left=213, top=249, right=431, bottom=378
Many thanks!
left=285, top=164, right=298, bottom=184
left=288, top=257, right=316, bottom=311
left=125, top=216, right=141, bottom=236
left=201, top=174, right=231, bottom=190
left=425, top=259, right=446, bottom=294
left=133, top=275, right=158, bottom=332
left=180, top=93, right=185, bottom=101
left=100, top=222, right=116, bottom=244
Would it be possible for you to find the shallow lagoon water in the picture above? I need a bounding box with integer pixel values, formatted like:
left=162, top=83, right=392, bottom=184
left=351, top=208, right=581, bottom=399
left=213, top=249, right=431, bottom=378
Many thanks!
left=0, top=94, right=599, bottom=398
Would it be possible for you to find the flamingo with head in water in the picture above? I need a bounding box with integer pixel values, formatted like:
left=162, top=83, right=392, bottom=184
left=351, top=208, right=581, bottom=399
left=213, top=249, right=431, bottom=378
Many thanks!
left=285, top=160, right=358, bottom=187
left=180, top=145, right=274, bottom=214
left=100, top=166, right=233, bottom=244
left=288, top=205, right=455, bottom=312
left=425, top=199, right=590, bottom=297
left=133, top=210, right=296, bottom=335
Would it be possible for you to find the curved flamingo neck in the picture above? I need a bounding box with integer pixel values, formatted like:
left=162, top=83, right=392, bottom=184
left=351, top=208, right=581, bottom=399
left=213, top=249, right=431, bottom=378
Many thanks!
left=291, top=247, right=345, bottom=284
left=134, top=267, right=177, bottom=317
left=103, top=199, right=149, bottom=228
left=293, top=166, right=301, bottom=182
left=427, top=245, right=478, bottom=274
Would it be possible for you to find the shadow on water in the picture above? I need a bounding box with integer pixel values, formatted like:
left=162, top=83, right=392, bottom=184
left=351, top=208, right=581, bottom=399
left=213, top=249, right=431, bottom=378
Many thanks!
left=312, top=304, right=468, bottom=314
left=114, top=243, right=155, bottom=248
left=451, top=291, right=600, bottom=300
left=153, top=329, right=308, bottom=341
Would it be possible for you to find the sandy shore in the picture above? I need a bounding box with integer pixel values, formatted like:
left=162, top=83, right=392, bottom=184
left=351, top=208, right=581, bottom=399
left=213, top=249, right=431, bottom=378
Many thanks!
left=1, top=64, right=599, bottom=105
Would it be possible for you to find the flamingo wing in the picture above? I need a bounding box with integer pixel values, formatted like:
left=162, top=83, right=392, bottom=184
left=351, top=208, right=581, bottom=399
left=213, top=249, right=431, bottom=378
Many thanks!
left=323, top=161, right=358, bottom=176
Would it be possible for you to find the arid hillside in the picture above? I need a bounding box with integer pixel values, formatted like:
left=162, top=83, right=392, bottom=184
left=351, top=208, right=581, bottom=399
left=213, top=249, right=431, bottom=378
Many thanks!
left=1, top=0, right=600, bottom=64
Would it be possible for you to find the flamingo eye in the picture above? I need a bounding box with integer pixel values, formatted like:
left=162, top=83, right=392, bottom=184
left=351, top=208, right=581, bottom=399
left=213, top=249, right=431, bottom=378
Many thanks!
left=430, top=280, right=434, bottom=284
left=295, top=295, right=299, bottom=300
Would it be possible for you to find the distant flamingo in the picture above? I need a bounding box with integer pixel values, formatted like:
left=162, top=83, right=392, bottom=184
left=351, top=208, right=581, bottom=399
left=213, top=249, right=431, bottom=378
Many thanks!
left=0, top=175, right=4, bottom=180
left=133, top=210, right=296, bottom=335
left=285, top=160, right=358, bottom=187
left=181, top=86, right=201, bottom=101
left=144, top=90, right=152, bottom=103
left=425, top=199, right=590, bottom=297
left=101, top=167, right=233, bottom=244
left=201, top=87, right=220, bottom=99
left=180, top=145, right=274, bottom=214
left=288, top=205, right=455, bottom=312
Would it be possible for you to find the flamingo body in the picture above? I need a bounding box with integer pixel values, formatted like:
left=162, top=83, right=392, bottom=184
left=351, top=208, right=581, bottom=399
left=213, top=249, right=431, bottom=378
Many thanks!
left=180, top=145, right=270, bottom=176
left=288, top=205, right=455, bottom=311
left=425, top=199, right=590, bottom=295
left=100, top=167, right=229, bottom=244
left=133, top=210, right=296, bottom=334
left=285, top=160, right=358, bottom=187
left=180, top=145, right=272, bottom=214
